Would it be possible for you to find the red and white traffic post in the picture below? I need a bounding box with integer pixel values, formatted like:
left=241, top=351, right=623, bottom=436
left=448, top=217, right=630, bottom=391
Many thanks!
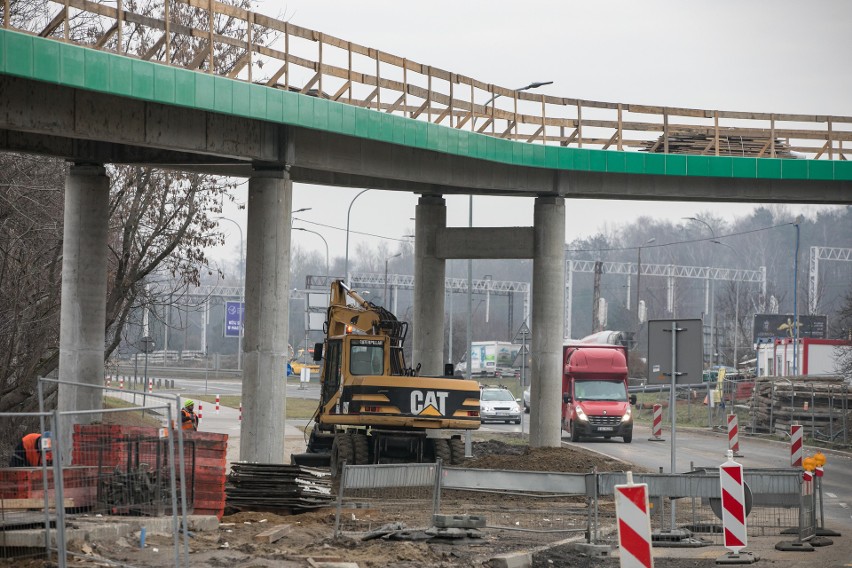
left=727, top=413, right=742, bottom=457
left=614, top=472, right=654, bottom=568
left=648, top=404, right=664, bottom=442
left=238, top=401, right=242, bottom=421
left=719, top=450, right=753, bottom=562
left=215, top=394, right=220, bottom=414
left=119, top=376, right=124, bottom=390
left=790, top=424, right=803, bottom=467
left=148, top=378, right=153, bottom=394
left=197, top=403, right=202, bottom=421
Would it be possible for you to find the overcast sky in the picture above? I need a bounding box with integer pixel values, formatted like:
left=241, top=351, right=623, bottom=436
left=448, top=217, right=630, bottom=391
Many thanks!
left=209, top=0, right=852, bottom=268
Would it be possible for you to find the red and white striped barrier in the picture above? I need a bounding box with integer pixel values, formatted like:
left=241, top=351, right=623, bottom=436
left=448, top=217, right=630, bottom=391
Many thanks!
left=239, top=401, right=242, bottom=421
left=614, top=472, right=654, bottom=568
left=215, top=394, right=220, bottom=414
left=148, top=378, right=153, bottom=393
left=197, top=403, right=203, bottom=421
left=720, top=451, right=748, bottom=554
left=790, top=424, right=803, bottom=467
left=727, top=413, right=741, bottom=456
left=119, top=376, right=124, bottom=390
left=648, top=404, right=664, bottom=441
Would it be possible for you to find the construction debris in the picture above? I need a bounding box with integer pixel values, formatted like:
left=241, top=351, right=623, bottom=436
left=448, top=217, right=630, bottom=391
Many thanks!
left=749, top=375, right=851, bottom=437
left=640, top=133, right=794, bottom=158
left=226, top=463, right=333, bottom=513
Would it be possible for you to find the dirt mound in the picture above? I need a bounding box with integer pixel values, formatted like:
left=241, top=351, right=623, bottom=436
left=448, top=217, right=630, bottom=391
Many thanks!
left=465, top=440, right=634, bottom=473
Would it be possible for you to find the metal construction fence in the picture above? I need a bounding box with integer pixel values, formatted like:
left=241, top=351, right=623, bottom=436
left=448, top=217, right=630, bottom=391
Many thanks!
left=631, top=378, right=852, bottom=449
left=0, top=378, right=194, bottom=567
left=335, top=461, right=812, bottom=551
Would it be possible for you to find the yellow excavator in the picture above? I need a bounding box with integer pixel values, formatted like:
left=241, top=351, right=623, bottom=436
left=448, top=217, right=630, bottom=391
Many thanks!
left=291, top=280, right=481, bottom=474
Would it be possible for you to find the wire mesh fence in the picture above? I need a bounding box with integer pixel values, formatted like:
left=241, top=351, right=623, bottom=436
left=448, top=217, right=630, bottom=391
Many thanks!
left=335, top=462, right=440, bottom=537
left=592, top=470, right=803, bottom=547
left=0, top=378, right=197, bottom=566
left=333, top=461, right=808, bottom=551
left=0, top=411, right=54, bottom=564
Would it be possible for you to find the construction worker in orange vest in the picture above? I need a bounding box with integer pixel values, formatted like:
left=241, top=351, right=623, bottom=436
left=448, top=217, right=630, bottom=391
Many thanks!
left=181, top=400, right=199, bottom=431
left=9, top=432, right=52, bottom=467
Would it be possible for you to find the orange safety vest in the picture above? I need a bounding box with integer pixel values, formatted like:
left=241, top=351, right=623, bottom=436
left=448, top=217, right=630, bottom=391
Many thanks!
left=21, top=433, right=42, bottom=466
left=181, top=408, right=198, bottom=431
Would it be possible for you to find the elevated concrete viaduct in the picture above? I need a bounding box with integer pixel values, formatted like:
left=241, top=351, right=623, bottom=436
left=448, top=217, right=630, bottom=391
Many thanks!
left=1, top=28, right=850, bottom=462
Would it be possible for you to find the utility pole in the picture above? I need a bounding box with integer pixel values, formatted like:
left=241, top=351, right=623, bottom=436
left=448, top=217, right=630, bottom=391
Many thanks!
left=592, top=261, right=603, bottom=332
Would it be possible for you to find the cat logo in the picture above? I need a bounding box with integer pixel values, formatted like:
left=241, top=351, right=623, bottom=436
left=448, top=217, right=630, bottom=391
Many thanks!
left=411, top=390, right=449, bottom=416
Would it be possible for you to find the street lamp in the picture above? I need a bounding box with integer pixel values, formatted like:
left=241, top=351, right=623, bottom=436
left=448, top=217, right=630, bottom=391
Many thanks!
left=292, top=207, right=312, bottom=218
left=793, top=215, right=804, bottom=375
left=344, top=190, right=371, bottom=284
left=712, top=240, right=740, bottom=368
left=684, top=217, right=718, bottom=366
left=384, top=252, right=402, bottom=306
left=293, top=227, right=329, bottom=284
left=473, top=81, right=554, bottom=131
left=216, top=216, right=244, bottom=372
left=636, top=238, right=655, bottom=326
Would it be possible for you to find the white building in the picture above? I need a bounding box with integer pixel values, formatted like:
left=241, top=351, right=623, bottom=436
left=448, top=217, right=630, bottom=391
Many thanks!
left=756, top=338, right=851, bottom=377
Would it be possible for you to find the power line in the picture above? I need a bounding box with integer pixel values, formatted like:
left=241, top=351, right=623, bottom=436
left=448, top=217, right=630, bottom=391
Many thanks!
left=292, top=217, right=411, bottom=242
left=567, top=221, right=798, bottom=253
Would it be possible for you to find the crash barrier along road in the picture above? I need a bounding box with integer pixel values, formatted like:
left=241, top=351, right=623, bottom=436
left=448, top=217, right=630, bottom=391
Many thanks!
left=335, top=460, right=824, bottom=558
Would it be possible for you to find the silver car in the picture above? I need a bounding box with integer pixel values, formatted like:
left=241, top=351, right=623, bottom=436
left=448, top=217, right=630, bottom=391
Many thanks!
left=480, top=386, right=522, bottom=424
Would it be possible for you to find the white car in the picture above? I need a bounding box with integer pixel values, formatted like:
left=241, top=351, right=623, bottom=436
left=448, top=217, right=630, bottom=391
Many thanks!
left=480, top=386, right=522, bottom=424
left=523, top=386, right=530, bottom=413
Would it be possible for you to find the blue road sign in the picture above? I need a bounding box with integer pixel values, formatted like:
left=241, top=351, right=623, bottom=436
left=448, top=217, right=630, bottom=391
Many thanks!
left=224, top=301, right=244, bottom=337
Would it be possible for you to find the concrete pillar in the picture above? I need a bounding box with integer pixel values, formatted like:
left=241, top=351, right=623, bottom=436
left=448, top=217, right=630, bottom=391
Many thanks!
left=58, top=165, right=110, bottom=457
left=412, top=195, right=446, bottom=376
left=529, top=197, right=566, bottom=448
left=240, top=168, right=291, bottom=464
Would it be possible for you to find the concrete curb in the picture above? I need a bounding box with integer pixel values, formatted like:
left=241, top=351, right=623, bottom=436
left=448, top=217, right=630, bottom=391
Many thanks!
left=2, top=515, right=219, bottom=547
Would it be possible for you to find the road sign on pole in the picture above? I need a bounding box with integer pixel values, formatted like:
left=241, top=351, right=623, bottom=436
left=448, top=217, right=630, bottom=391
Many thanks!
left=224, top=301, right=244, bottom=338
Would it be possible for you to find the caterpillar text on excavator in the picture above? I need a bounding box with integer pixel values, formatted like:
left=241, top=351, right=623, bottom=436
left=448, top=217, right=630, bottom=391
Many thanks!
left=291, top=280, right=481, bottom=475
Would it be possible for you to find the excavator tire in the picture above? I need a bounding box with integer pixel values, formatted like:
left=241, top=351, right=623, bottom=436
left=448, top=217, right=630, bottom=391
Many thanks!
left=330, top=434, right=354, bottom=477
left=448, top=438, right=466, bottom=465
left=352, top=433, right=371, bottom=465
left=433, top=439, right=451, bottom=465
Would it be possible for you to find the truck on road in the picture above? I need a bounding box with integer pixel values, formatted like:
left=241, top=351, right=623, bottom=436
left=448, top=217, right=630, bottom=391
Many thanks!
left=561, top=338, right=636, bottom=443
left=455, top=341, right=519, bottom=377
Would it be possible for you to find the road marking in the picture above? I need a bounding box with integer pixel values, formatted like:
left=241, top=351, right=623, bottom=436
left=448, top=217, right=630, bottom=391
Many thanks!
left=825, top=492, right=837, bottom=498
left=838, top=502, right=848, bottom=509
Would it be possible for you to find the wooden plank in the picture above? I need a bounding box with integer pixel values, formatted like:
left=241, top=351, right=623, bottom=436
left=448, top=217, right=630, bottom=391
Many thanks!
left=253, top=523, right=292, bottom=544
left=39, top=9, right=66, bottom=37
left=93, top=23, right=118, bottom=49
left=2, top=498, right=74, bottom=509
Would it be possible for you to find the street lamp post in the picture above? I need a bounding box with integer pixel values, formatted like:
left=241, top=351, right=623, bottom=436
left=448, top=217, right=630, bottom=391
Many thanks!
left=293, top=227, right=330, bottom=284
left=712, top=240, right=740, bottom=368
left=685, top=217, right=717, bottom=366
left=793, top=215, right=804, bottom=375
left=467, top=79, right=552, bottom=388
left=384, top=253, right=402, bottom=306
left=636, top=238, right=656, bottom=326
left=217, top=217, right=244, bottom=372
left=344, top=190, right=371, bottom=285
